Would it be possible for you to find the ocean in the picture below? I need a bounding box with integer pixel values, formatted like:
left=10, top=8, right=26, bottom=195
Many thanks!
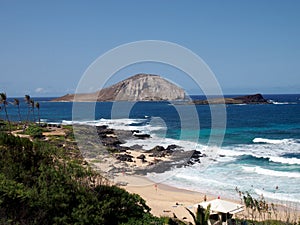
left=3, top=94, right=300, bottom=206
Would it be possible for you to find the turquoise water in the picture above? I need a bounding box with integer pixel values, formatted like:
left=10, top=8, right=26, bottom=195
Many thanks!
left=2, top=94, right=300, bottom=205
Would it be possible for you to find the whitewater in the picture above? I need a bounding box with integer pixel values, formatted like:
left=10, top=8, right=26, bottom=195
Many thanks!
left=4, top=94, right=300, bottom=206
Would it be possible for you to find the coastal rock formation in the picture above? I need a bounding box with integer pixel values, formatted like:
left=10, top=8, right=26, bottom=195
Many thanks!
left=193, top=93, right=269, bottom=105
left=52, top=74, right=186, bottom=102
left=186, top=150, right=202, bottom=165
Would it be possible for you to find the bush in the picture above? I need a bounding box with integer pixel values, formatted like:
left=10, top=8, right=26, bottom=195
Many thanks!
left=24, top=124, right=43, bottom=138
left=0, top=132, right=158, bottom=224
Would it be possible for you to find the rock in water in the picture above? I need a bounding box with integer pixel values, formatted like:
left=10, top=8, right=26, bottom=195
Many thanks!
left=52, top=74, right=186, bottom=102
left=193, top=93, right=270, bottom=105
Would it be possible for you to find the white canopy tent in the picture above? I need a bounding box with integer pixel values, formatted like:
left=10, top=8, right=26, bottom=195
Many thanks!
left=194, top=199, right=244, bottom=225
left=195, top=199, right=244, bottom=214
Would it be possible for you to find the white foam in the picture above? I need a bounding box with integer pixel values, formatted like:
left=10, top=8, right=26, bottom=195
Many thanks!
left=62, top=118, right=166, bottom=132
left=254, top=188, right=300, bottom=204
left=268, top=100, right=290, bottom=105
left=220, top=138, right=300, bottom=165
left=269, top=156, right=300, bottom=165
left=61, top=120, right=73, bottom=125
left=242, top=166, right=300, bottom=178
left=219, top=149, right=245, bottom=157
left=62, top=117, right=300, bottom=205
left=121, top=133, right=203, bottom=151
left=253, top=138, right=290, bottom=144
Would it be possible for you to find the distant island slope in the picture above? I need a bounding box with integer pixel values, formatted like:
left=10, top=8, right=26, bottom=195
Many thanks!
left=51, top=74, right=270, bottom=104
left=51, top=74, right=186, bottom=102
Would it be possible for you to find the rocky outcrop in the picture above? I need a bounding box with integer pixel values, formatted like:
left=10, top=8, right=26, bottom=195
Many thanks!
left=148, top=145, right=180, bottom=158
left=193, top=94, right=269, bottom=105
left=186, top=150, right=202, bottom=165
left=233, top=94, right=269, bottom=104
left=52, top=74, right=186, bottom=102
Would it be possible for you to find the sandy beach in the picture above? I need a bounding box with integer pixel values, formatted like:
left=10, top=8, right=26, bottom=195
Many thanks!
left=82, top=123, right=300, bottom=224
left=115, top=174, right=215, bottom=222
left=86, top=147, right=218, bottom=223
left=114, top=173, right=300, bottom=223
left=88, top=151, right=300, bottom=224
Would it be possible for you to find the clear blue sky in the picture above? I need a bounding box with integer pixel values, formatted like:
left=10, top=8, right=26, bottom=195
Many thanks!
left=0, top=0, right=299, bottom=97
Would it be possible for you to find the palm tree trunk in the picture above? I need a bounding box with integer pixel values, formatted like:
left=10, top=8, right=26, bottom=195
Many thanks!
left=32, top=107, right=35, bottom=122
left=17, top=105, right=22, bottom=122
left=4, top=106, right=11, bottom=133
left=27, top=105, right=30, bottom=123
left=38, top=109, right=40, bottom=125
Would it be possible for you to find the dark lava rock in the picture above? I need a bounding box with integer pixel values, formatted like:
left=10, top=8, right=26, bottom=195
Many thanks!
left=148, top=145, right=176, bottom=158
left=191, top=150, right=201, bottom=158
left=102, top=137, right=122, bottom=146
left=116, top=154, right=133, bottom=162
left=96, top=125, right=114, bottom=135
left=149, top=146, right=165, bottom=152
left=96, top=125, right=108, bottom=130
left=166, top=144, right=179, bottom=150
left=187, top=150, right=202, bottom=165
left=233, top=93, right=268, bottom=104
left=131, top=130, right=140, bottom=134
left=137, top=154, right=146, bottom=160
left=193, top=93, right=269, bottom=105
left=137, top=154, right=147, bottom=163
left=133, top=133, right=151, bottom=139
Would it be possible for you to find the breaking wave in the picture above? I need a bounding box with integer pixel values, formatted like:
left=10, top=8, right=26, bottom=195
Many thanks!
left=242, top=166, right=300, bottom=178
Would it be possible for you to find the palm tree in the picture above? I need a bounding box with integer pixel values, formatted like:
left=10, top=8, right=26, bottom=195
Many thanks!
left=35, top=102, right=40, bottom=125
left=186, top=204, right=211, bottom=225
left=0, top=92, right=11, bottom=132
left=24, top=95, right=31, bottom=122
left=13, top=98, right=22, bottom=122
left=243, top=192, right=257, bottom=223
left=30, top=99, right=35, bottom=122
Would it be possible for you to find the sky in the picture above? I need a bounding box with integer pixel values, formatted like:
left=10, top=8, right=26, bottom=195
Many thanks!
left=0, top=0, right=299, bottom=97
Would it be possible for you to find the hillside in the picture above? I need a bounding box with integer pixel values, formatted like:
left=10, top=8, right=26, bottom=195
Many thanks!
left=52, top=74, right=186, bottom=102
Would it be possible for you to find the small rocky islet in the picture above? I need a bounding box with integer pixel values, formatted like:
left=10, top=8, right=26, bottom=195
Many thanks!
left=51, top=73, right=271, bottom=104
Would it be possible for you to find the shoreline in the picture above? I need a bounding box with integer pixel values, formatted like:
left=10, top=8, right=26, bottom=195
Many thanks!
left=81, top=124, right=300, bottom=223
left=12, top=122, right=300, bottom=223
left=114, top=173, right=300, bottom=223
left=114, top=174, right=217, bottom=222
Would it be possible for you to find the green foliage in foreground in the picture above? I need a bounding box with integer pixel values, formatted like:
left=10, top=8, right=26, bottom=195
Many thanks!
left=186, top=204, right=210, bottom=225
left=24, top=124, right=45, bottom=138
left=0, top=132, right=164, bottom=225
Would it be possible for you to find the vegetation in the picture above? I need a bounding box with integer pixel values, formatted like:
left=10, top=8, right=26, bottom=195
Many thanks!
left=24, top=124, right=44, bottom=138
left=36, top=102, right=40, bottom=125
left=0, top=91, right=184, bottom=224
left=236, top=188, right=300, bottom=225
left=13, top=98, right=22, bottom=122
left=30, top=99, right=35, bottom=122
left=0, top=132, right=164, bottom=225
left=24, top=94, right=31, bottom=123
left=186, top=204, right=210, bottom=225
left=0, top=93, right=11, bottom=132
left=1, top=91, right=298, bottom=225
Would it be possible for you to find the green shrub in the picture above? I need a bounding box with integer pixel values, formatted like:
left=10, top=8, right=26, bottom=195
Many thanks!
left=24, top=124, right=43, bottom=138
left=0, top=132, right=158, bottom=225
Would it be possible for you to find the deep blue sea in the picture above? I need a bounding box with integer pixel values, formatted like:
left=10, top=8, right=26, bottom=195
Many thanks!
left=2, top=94, right=300, bottom=205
